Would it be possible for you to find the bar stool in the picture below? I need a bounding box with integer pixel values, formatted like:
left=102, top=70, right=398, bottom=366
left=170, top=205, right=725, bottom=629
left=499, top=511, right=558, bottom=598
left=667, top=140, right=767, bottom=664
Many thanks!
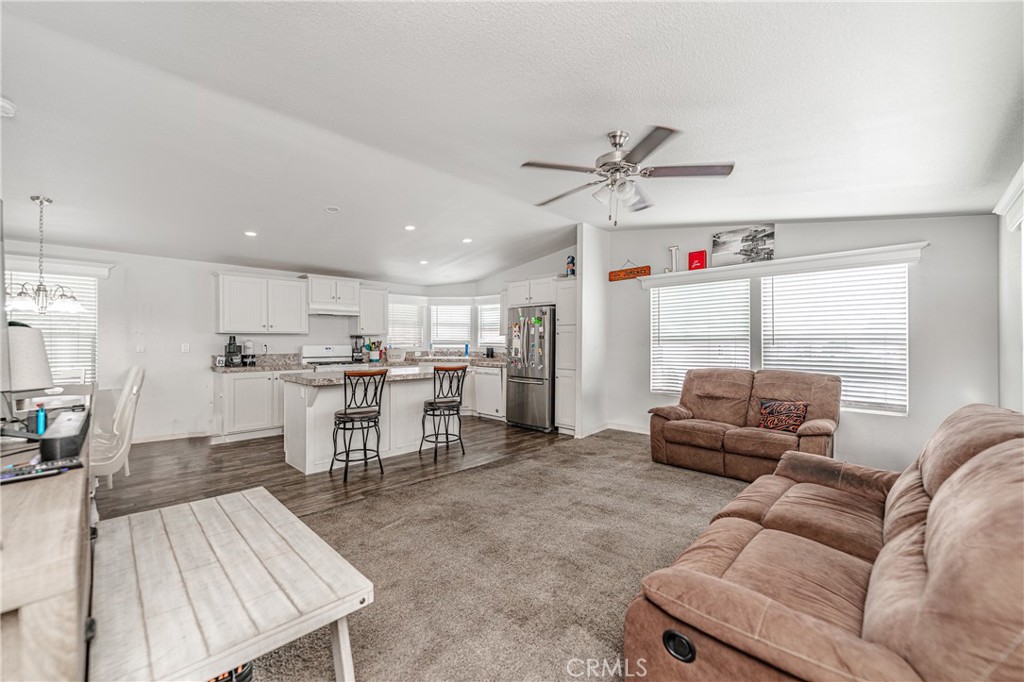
left=419, top=365, right=468, bottom=461
left=331, top=368, right=388, bottom=482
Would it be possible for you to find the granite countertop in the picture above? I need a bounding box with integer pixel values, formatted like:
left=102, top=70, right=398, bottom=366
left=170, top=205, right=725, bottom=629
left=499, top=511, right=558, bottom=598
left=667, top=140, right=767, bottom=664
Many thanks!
left=282, top=365, right=439, bottom=386
left=214, top=357, right=506, bottom=373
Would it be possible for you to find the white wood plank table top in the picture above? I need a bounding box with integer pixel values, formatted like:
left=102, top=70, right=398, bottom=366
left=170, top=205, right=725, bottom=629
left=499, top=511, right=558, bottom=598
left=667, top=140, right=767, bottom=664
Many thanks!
left=89, top=487, right=373, bottom=682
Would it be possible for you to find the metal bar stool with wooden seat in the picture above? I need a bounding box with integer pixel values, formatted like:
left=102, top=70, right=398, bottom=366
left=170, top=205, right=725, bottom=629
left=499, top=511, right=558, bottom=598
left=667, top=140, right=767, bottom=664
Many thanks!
left=331, top=368, right=389, bottom=482
left=419, top=365, right=468, bottom=461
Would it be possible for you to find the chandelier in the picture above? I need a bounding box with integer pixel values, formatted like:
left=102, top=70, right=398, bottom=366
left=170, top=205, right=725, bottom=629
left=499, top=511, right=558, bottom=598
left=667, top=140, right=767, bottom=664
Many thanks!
left=4, top=196, right=86, bottom=315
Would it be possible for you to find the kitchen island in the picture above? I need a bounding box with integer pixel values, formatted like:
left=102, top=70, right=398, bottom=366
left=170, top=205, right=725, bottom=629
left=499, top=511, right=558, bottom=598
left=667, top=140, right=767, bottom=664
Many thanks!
left=282, top=365, right=457, bottom=475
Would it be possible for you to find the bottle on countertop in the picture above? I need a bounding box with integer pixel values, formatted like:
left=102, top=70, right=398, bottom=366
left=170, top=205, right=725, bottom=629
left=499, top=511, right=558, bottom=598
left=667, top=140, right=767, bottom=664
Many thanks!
left=35, top=403, right=47, bottom=435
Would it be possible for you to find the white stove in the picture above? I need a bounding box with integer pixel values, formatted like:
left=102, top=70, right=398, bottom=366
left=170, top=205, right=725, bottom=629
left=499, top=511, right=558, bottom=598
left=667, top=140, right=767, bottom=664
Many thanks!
left=301, top=345, right=359, bottom=371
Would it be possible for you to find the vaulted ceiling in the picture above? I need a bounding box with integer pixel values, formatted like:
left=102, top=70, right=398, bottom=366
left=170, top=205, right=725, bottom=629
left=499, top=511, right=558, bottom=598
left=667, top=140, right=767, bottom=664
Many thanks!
left=2, top=2, right=1021, bottom=285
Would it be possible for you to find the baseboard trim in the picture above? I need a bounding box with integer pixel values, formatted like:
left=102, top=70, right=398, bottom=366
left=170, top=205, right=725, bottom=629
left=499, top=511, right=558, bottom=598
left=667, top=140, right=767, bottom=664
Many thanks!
left=133, top=431, right=213, bottom=444
left=209, top=427, right=284, bottom=445
left=603, top=422, right=650, bottom=436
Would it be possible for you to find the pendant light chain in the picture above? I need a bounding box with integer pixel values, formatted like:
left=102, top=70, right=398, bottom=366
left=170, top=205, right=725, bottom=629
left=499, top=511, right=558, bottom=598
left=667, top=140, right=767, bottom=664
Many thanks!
left=37, top=197, right=46, bottom=285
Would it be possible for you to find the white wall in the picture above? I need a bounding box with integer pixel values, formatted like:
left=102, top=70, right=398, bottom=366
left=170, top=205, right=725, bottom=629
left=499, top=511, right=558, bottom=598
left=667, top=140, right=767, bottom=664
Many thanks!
left=4, top=239, right=426, bottom=441
left=996, top=171, right=1023, bottom=411
left=601, top=215, right=1000, bottom=471
left=471, top=246, right=576, bottom=296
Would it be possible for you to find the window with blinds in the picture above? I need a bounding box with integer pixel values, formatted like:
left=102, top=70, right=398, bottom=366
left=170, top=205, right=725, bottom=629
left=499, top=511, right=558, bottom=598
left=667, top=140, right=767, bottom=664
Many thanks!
left=650, top=279, right=751, bottom=394
left=430, top=305, right=472, bottom=348
left=387, top=302, right=425, bottom=347
left=477, top=304, right=505, bottom=347
left=5, top=271, right=99, bottom=384
left=762, top=263, right=909, bottom=414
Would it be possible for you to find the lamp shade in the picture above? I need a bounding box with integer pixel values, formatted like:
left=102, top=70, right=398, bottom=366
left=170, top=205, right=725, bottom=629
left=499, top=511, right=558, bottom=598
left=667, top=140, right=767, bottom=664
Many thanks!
left=3, top=326, right=54, bottom=392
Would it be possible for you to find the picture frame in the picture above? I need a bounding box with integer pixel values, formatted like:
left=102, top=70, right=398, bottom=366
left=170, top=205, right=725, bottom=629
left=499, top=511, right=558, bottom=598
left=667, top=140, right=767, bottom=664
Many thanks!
left=215, top=355, right=226, bottom=367
left=711, top=224, right=775, bottom=267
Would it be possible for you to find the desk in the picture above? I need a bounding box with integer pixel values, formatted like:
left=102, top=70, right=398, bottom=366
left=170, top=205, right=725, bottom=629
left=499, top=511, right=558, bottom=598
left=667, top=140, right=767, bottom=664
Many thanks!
left=89, top=487, right=374, bottom=681
left=0, top=429, right=91, bottom=681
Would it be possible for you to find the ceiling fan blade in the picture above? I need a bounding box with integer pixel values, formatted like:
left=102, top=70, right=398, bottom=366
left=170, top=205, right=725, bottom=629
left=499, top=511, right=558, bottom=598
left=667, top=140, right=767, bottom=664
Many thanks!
left=522, top=161, right=597, bottom=173
left=643, top=164, right=735, bottom=178
left=623, top=126, right=678, bottom=165
left=536, top=179, right=605, bottom=206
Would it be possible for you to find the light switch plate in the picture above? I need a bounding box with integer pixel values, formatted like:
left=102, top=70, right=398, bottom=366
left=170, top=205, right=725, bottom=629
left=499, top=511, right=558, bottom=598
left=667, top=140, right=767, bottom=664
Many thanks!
left=181, top=343, right=190, bottom=353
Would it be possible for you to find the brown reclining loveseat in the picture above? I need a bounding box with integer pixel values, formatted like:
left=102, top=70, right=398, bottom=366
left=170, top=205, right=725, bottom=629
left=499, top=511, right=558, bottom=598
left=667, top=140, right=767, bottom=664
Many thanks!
left=626, top=403, right=1024, bottom=681
left=650, top=368, right=842, bottom=482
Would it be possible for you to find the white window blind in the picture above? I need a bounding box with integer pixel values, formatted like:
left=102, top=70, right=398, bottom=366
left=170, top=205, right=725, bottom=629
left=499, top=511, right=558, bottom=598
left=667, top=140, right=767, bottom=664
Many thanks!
left=5, top=271, right=99, bottom=384
left=387, top=302, right=425, bottom=347
left=650, top=279, right=751, bottom=394
left=477, top=304, right=505, bottom=347
left=762, top=263, right=909, bottom=414
left=431, top=305, right=471, bottom=348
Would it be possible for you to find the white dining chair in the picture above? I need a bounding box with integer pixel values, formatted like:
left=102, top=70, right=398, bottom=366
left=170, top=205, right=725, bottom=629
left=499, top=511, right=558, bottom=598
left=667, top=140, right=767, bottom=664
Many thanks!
left=90, top=366, right=145, bottom=489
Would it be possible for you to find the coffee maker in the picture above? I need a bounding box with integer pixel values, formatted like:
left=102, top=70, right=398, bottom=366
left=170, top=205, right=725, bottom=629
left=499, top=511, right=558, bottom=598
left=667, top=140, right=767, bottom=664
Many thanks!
left=224, top=335, right=243, bottom=367
left=350, top=335, right=365, bottom=363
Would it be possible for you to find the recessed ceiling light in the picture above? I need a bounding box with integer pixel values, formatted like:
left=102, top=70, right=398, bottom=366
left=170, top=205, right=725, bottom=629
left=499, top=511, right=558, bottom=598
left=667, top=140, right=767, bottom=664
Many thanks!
left=462, top=238, right=473, bottom=243
left=324, top=206, right=340, bottom=214
left=404, top=225, right=416, bottom=231
left=244, top=231, right=258, bottom=237
left=419, top=260, right=428, bottom=265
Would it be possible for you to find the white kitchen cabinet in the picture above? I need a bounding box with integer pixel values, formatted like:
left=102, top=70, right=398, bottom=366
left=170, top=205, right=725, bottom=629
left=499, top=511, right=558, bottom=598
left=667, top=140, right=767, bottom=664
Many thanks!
left=267, top=279, right=309, bottom=333
left=555, top=326, right=577, bottom=370
left=507, top=280, right=531, bottom=307
left=216, top=274, right=309, bottom=334
left=555, top=369, right=576, bottom=431
left=461, top=367, right=477, bottom=414
left=304, top=275, right=360, bottom=315
left=272, top=371, right=305, bottom=427
left=217, top=274, right=267, bottom=333
left=505, top=277, right=557, bottom=308
left=499, top=289, right=509, bottom=331
left=358, top=288, right=389, bottom=336
left=475, top=367, right=505, bottom=420
left=222, top=373, right=274, bottom=433
left=528, top=277, right=556, bottom=305
left=555, top=279, right=578, bottom=325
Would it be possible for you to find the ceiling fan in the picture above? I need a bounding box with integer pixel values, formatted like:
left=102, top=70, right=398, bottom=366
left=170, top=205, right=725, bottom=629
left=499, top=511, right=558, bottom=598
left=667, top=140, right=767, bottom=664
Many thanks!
left=522, top=125, right=734, bottom=225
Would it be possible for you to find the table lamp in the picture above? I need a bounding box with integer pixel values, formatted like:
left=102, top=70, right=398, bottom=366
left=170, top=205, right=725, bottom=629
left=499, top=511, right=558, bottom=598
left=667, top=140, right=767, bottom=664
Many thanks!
left=1, top=325, right=54, bottom=439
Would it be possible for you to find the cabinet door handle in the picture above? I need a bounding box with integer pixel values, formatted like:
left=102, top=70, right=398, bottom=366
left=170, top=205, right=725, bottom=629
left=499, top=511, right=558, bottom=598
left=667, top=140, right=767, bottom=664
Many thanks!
left=262, top=324, right=267, bottom=328
left=270, top=324, right=274, bottom=328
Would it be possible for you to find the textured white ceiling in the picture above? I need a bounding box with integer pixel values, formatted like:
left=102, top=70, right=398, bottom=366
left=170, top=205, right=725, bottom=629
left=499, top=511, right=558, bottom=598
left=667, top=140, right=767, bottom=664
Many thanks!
left=2, top=2, right=1022, bottom=284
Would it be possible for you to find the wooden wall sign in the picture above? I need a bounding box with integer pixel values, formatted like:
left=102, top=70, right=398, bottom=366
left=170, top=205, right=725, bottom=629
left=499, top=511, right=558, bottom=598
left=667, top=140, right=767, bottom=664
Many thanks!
left=608, top=265, right=651, bottom=282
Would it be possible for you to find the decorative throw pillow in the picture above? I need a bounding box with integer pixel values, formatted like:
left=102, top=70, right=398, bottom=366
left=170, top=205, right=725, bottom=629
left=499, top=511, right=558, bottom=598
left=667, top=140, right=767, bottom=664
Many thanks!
left=758, top=399, right=809, bottom=433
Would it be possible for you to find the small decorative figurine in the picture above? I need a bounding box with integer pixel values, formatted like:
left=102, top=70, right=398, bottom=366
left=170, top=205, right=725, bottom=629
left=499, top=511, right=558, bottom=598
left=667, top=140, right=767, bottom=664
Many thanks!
left=566, top=254, right=576, bottom=277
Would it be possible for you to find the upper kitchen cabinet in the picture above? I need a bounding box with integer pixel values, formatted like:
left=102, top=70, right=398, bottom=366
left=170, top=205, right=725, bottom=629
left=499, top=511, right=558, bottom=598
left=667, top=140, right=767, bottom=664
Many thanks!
left=215, top=274, right=309, bottom=334
left=555, top=279, right=578, bottom=325
left=506, top=277, right=556, bottom=307
left=358, top=288, right=389, bottom=336
left=304, top=275, right=360, bottom=315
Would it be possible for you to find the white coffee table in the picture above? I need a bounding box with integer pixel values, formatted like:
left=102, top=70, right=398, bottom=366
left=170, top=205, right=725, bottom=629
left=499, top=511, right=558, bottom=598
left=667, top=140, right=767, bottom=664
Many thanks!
left=89, top=487, right=373, bottom=681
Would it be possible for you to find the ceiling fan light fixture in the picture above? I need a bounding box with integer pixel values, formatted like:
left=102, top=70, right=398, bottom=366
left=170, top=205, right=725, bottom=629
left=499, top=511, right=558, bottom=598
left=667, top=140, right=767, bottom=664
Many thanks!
left=592, top=185, right=611, bottom=205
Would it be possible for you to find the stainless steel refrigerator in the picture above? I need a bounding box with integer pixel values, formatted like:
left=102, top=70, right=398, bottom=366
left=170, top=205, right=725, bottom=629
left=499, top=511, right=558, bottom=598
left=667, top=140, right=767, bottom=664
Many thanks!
left=506, top=305, right=555, bottom=431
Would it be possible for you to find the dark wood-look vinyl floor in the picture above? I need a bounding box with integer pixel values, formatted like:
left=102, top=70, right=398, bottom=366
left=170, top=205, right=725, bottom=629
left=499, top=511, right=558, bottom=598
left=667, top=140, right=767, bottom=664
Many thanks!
left=95, top=417, right=568, bottom=519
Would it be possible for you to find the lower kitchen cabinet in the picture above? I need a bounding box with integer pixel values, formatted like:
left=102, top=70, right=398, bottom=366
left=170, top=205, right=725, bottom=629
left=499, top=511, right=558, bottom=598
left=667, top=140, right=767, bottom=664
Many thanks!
left=555, top=369, right=576, bottom=432
left=216, top=370, right=304, bottom=440
left=474, top=367, right=505, bottom=420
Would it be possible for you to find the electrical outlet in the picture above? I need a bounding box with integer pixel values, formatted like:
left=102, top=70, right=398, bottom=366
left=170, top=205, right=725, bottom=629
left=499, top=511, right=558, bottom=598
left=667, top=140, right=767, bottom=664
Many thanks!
left=181, top=343, right=190, bottom=353
left=135, top=345, right=145, bottom=353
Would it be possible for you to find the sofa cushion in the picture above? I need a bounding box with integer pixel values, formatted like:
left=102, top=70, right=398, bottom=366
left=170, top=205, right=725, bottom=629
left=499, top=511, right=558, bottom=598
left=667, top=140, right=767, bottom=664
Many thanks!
left=762, top=483, right=884, bottom=562
left=680, top=368, right=755, bottom=425
left=745, top=369, right=841, bottom=427
left=916, top=403, right=1024, bottom=496
left=882, top=463, right=931, bottom=542
left=663, top=419, right=732, bottom=450
left=713, top=475, right=795, bottom=525
left=724, top=427, right=798, bottom=459
left=758, top=399, right=808, bottom=433
left=863, top=439, right=1024, bottom=682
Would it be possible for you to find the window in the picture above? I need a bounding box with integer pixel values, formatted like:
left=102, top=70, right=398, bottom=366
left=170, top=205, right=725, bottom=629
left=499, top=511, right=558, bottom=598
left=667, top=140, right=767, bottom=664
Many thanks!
left=430, top=305, right=471, bottom=349
left=5, top=271, right=99, bottom=384
left=762, top=264, right=909, bottom=414
left=477, top=304, right=505, bottom=347
left=387, top=301, right=425, bottom=347
left=650, top=279, right=751, bottom=394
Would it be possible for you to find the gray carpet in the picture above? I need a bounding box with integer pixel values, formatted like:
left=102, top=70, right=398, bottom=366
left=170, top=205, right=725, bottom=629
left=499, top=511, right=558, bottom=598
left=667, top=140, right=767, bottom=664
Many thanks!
left=253, top=429, right=746, bottom=682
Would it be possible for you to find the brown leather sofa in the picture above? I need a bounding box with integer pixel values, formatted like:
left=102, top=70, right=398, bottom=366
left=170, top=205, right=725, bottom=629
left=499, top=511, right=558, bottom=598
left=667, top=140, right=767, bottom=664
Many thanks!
left=625, top=403, right=1024, bottom=682
left=650, top=368, right=842, bottom=482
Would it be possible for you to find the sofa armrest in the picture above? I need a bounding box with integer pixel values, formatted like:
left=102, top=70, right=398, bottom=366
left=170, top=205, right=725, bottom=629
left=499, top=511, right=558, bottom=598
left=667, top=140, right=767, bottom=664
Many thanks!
left=642, top=566, right=921, bottom=682
left=796, top=418, right=837, bottom=436
left=648, top=405, right=693, bottom=421
left=774, top=450, right=899, bottom=504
